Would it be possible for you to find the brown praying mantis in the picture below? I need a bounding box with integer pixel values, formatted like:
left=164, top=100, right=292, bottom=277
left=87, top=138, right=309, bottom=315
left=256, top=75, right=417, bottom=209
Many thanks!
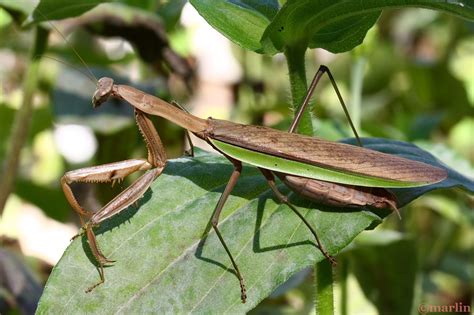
left=61, top=65, right=447, bottom=303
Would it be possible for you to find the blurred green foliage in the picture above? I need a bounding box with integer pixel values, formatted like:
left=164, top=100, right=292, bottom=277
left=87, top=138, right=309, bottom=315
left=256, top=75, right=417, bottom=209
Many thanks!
left=0, top=0, right=472, bottom=314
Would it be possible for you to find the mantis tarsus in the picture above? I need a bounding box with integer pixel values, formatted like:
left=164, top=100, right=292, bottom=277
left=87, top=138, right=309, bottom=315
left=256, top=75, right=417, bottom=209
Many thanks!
left=61, top=65, right=447, bottom=303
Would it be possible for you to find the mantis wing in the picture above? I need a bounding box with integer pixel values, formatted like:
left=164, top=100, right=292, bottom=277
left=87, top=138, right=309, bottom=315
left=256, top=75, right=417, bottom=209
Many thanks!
left=208, top=119, right=447, bottom=188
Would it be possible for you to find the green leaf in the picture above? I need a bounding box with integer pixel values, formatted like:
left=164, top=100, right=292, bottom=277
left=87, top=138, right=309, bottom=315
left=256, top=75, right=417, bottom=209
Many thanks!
left=37, top=139, right=469, bottom=313
left=191, top=0, right=473, bottom=54
left=27, top=0, right=109, bottom=23
left=261, top=0, right=474, bottom=54
left=190, top=0, right=279, bottom=52
left=190, top=1, right=473, bottom=54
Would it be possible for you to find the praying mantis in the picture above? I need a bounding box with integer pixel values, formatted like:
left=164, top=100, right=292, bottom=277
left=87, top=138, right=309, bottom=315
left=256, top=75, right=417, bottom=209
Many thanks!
left=61, top=65, right=447, bottom=303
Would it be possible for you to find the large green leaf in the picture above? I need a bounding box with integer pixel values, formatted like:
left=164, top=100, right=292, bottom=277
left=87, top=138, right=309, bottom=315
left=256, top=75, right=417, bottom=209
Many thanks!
left=37, top=140, right=471, bottom=313
left=191, top=0, right=474, bottom=54
left=190, top=0, right=279, bottom=52
left=261, top=0, right=474, bottom=54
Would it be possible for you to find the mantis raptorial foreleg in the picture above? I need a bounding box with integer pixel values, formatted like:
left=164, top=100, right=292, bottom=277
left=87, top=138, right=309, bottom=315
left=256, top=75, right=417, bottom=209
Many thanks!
left=62, top=109, right=167, bottom=292
left=170, top=101, right=194, bottom=157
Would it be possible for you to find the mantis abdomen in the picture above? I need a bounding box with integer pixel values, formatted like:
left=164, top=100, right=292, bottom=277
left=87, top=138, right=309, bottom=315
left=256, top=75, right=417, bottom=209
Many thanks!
left=276, top=172, right=398, bottom=214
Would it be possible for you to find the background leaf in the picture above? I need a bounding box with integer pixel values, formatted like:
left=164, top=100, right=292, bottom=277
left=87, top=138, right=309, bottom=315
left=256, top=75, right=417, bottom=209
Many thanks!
left=0, top=249, right=43, bottom=314
left=190, top=0, right=279, bottom=52
left=343, top=231, right=418, bottom=315
left=0, top=0, right=38, bottom=19
left=37, top=138, right=471, bottom=313
left=28, top=0, right=109, bottom=23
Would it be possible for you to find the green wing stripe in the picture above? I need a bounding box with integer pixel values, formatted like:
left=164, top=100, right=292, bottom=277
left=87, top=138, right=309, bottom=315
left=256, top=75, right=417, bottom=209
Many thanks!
left=210, top=139, right=428, bottom=188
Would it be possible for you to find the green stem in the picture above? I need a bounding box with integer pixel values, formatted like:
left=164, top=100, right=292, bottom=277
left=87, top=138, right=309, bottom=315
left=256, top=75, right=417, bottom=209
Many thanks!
left=0, top=26, right=49, bottom=215
left=340, top=258, right=349, bottom=315
left=284, top=44, right=313, bottom=135
left=315, top=259, right=335, bottom=315
left=350, top=57, right=366, bottom=132
left=285, top=44, right=335, bottom=313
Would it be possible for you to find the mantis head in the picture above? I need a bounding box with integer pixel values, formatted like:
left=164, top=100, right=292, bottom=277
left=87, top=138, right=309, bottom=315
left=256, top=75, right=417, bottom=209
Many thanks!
left=92, top=77, right=114, bottom=108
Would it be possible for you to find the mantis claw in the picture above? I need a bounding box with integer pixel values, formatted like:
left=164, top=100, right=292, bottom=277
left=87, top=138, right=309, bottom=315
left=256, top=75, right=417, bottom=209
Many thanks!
left=85, top=279, right=105, bottom=293
left=392, top=203, right=402, bottom=220
left=326, top=254, right=337, bottom=266
left=239, top=279, right=247, bottom=303
left=71, top=225, right=87, bottom=242
left=97, top=254, right=116, bottom=265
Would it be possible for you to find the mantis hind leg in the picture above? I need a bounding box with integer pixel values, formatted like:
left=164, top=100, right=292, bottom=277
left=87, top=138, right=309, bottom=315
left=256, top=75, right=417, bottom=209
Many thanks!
left=259, top=168, right=336, bottom=265
left=278, top=65, right=354, bottom=265
left=288, top=66, right=401, bottom=218
left=209, top=157, right=247, bottom=303
left=289, top=65, right=362, bottom=147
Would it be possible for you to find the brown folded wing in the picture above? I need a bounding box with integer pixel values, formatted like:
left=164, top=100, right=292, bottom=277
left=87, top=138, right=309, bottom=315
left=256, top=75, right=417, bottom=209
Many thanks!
left=208, top=119, right=446, bottom=184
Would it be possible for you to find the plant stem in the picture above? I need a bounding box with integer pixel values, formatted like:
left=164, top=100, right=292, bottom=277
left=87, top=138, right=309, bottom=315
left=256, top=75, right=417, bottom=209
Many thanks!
left=284, top=44, right=313, bottom=135
left=0, top=26, right=49, bottom=215
left=315, top=259, right=335, bottom=315
left=340, top=258, right=348, bottom=315
left=285, top=44, right=335, bottom=313
left=350, top=57, right=366, bottom=132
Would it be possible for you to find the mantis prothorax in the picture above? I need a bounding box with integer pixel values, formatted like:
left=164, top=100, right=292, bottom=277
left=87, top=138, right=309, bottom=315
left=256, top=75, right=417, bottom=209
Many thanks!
left=61, top=65, right=446, bottom=303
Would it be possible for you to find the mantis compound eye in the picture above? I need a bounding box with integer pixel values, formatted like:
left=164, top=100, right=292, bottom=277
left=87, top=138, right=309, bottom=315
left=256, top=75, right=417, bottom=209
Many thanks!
left=92, top=77, right=114, bottom=107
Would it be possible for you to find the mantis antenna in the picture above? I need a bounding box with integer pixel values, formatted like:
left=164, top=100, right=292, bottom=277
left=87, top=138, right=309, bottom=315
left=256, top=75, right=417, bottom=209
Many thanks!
left=36, top=9, right=98, bottom=84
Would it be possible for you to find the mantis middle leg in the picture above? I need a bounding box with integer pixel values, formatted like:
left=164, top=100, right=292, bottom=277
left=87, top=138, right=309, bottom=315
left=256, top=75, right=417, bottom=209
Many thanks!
left=207, top=156, right=247, bottom=303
